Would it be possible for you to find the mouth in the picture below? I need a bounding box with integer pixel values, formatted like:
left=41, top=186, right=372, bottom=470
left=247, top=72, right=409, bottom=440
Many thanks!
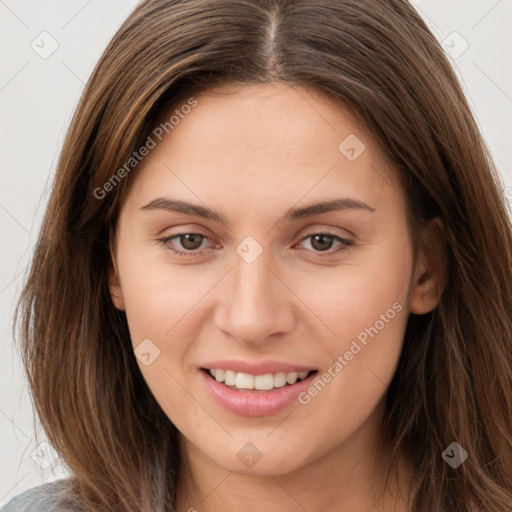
left=199, top=360, right=319, bottom=416
left=201, top=368, right=318, bottom=393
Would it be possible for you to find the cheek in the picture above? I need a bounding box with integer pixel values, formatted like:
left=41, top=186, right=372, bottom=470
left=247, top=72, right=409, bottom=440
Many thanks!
left=296, top=231, right=412, bottom=352
left=118, top=244, right=213, bottom=347
left=116, top=251, right=218, bottom=420
left=118, top=264, right=205, bottom=430
left=290, top=234, right=412, bottom=414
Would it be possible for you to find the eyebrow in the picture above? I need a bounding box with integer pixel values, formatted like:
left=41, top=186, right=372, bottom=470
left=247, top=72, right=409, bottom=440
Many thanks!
left=140, top=197, right=375, bottom=226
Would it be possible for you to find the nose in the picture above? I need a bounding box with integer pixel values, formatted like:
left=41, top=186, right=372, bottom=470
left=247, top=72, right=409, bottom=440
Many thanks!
left=213, top=249, right=296, bottom=346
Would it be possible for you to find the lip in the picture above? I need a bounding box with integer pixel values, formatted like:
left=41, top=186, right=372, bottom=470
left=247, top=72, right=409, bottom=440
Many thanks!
left=200, top=368, right=318, bottom=417
left=200, top=359, right=316, bottom=376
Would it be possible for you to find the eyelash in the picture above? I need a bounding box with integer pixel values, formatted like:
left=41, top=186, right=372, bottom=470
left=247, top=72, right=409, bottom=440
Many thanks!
left=157, top=231, right=354, bottom=258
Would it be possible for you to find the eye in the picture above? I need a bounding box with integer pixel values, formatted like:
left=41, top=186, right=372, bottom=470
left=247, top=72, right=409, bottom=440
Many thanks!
left=158, top=232, right=216, bottom=257
left=297, top=232, right=353, bottom=256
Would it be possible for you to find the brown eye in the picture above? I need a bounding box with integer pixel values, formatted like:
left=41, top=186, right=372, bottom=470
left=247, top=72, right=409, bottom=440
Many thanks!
left=310, top=234, right=335, bottom=251
left=298, top=232, right=354, bottom=256
left=158, top=232, right=214, bottom=257
left=178, top=233, right=204, bottom=250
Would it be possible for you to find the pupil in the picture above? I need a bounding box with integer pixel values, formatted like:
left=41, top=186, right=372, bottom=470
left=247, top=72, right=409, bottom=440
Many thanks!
left=181, top=234, right=202, bottom=250
left=311, top=234, right=333, bottom=251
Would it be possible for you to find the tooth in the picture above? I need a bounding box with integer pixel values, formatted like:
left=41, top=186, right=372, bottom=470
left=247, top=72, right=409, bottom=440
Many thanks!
left=273, top=372, right=287, bottom=388
left=225, top=370, right=237, bottom=386
left=254, top=373, right=274, bottom=391
left=286, top=372, right=298, bottom=385
left=235, top=372, right=254, bottom=389
left=212, top=368, right=311, bottom=389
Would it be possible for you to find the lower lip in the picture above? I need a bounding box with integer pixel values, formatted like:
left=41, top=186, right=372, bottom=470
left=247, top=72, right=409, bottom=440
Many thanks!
left=200, top=370, right=316, bottom=417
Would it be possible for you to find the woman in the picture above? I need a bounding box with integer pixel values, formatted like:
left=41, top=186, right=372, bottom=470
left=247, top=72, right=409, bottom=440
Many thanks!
left=5, top=0, right=512, bottom=510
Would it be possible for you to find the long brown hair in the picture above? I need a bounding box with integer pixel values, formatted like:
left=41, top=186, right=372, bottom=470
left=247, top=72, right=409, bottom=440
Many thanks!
left=15, top=0, right=512, bottom=510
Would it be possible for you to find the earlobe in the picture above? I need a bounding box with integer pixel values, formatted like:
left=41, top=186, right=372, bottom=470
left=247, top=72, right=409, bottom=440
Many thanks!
left=409, top=217, right=446, bottom=315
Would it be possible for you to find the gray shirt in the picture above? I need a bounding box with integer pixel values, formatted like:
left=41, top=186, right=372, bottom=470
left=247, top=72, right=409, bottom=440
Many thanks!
left=1, top=479, right=76, bottom=512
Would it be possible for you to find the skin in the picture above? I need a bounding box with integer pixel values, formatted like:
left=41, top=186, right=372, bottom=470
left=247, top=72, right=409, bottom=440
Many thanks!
left=108, top=82, right=444, bottom=511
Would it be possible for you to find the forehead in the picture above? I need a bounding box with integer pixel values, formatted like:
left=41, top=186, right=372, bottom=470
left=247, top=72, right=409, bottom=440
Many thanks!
left=156, top=82, right=367, bottom=156
left=122, top=83, right=403, bottom=215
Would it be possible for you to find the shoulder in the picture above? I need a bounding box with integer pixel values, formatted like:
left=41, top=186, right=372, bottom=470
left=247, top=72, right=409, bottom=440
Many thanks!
left=1, top=479, right=77, bottom=512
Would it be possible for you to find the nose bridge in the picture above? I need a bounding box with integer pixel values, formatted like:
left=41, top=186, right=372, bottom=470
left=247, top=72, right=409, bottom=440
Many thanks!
left=214, top=241, right=295, bottom=343
left=234, top=252, right=274, bottom=308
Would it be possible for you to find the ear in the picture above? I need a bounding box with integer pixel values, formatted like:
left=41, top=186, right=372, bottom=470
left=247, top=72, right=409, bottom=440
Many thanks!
left=409, top=216, right=446, bottom=315
left=108, top=234, right=125, bottom=311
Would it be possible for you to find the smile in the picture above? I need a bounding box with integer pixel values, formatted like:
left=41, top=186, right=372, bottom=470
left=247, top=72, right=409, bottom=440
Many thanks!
left=200, top=367, right=319, bottom=416
left=205, top=368, right=314, bottom=392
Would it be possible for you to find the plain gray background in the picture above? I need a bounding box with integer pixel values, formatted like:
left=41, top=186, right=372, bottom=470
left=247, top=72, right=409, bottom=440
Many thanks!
left=1, top=0, right=511, bottom=505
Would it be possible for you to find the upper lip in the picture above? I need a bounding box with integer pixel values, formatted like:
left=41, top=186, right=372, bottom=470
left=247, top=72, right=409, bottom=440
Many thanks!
left=201, top=359, right=317, bottom=376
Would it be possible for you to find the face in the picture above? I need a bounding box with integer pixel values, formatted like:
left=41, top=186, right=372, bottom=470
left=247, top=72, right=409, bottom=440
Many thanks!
left=109, top=82, right=438, bottom=477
